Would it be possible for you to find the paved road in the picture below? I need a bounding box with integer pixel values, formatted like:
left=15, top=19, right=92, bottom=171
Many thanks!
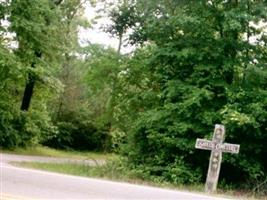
left=0, top=153, right=233, bottom=200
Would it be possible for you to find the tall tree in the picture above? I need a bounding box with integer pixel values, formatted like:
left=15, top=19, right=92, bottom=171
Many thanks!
left=105, top=0, right=137, bottom=54
left=9, top=0, right=64, bottom=111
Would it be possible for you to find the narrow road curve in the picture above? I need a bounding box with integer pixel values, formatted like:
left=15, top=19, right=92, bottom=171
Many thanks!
left=1, top=153, right=233, bottom=200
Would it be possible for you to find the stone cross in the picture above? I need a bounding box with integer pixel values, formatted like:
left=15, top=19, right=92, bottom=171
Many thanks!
left=195, top=124, right=240, bottom=193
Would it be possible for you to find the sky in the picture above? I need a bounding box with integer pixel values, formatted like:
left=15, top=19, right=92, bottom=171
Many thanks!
left=78, top=2, right=119, bottom=51
left=79, top=1, right=134, bottom=54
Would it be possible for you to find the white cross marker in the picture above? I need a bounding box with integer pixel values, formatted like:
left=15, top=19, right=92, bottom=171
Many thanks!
left=195, top=124, right=240, bottom=193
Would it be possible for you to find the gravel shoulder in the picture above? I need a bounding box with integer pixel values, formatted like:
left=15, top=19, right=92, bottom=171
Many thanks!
left=0, top=153, right=105, bottom=166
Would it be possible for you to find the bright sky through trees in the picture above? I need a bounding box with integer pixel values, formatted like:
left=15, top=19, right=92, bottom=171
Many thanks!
left=79, top=1, right=133, bottom=54
left=79, top=3, right=117, bottom=47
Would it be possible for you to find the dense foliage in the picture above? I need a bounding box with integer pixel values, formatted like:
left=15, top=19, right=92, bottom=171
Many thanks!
left=1, top=0, right=267, bottom=193
left=108, top=0, right=267, bottom=190
left=0, top=0, right=110, bottom=150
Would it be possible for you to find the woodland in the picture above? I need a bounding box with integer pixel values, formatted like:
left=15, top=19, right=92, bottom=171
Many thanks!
left=1, top=0, right=267, bottom=194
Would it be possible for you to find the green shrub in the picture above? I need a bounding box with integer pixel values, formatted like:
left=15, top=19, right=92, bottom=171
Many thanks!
left=0, top=109, right=20, bottom=148
left=44, top=119, right=112, bottom=151
left=0, top=106, right=56, bottom=148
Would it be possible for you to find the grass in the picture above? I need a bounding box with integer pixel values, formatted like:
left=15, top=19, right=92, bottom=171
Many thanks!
left=0, top=145, right=116, bottom=160
left=13, top=161, right=201, bottom=189
left=13, top=162, right=104, bottom=177
left=12, top=161, right=266, bottom=200
left=12, top=161, right=206, bottom=195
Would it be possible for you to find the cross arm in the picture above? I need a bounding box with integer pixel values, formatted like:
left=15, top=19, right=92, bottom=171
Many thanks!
left=195, top=139, right=214, bottom=151
left=220, top=143, right=240, bottom=154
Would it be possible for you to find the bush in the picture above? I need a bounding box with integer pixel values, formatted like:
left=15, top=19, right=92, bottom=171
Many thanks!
left=123, top=110, right=204, bottom=184
left=0, top=106, right=57, bottom=148
left=0, top=109, right=20, bottom=148
left=44, top=118, right=112, bottom=151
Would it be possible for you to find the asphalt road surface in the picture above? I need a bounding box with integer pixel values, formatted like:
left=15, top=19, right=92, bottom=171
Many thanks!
left=1, top=153, right=233, bottom=200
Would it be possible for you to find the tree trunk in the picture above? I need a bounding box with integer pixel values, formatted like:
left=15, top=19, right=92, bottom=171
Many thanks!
left=117, top=33, right=123, bottom=54
left=20, top=0, right=63, bottom=112
left=20, top=51, right=41, bottom=111
left=20, top=71, right=35, bottom=111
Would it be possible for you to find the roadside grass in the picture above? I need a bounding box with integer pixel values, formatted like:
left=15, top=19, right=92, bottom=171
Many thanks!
left=12, top=161, right=205, bottom=192
left=0, top=145, right=115, bottom=160
left=12, top=161, right=266, bottom=200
